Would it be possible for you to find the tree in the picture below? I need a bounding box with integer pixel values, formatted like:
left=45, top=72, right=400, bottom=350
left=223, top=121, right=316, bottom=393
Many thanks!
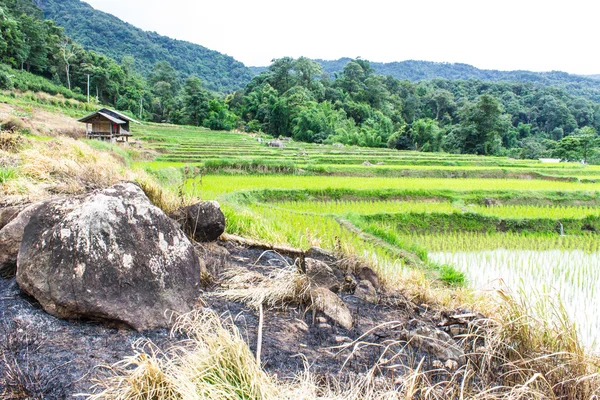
left=59, top=39, right=79, bottom=90
left=457, top=94, right=509, bottom=155
left=575, top=127, right=598, bottom=163
left=294, top=57, right=322, bottom=91
left=410, top=118, right=443, bottom=152
left=182, top=76, right=210, bottom=126
left=268, top=57, right=295, bottom=94
left=149, top=61, right=179, bottom=122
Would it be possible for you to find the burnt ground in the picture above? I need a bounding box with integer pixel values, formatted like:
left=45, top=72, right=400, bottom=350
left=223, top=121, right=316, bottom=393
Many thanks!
left=0, top=240, right=485, bottom=399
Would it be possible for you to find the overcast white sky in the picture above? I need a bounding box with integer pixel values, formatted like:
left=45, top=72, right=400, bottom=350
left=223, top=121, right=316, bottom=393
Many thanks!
left=83, top=0, right=599, bottom=75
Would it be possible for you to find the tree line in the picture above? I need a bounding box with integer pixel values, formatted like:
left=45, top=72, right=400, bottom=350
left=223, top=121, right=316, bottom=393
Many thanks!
left=233, top=57, right=600, bottom=162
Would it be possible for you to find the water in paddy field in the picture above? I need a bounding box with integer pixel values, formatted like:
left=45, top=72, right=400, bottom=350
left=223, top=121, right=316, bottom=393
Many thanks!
left=429, top=250, right=600, bottom=353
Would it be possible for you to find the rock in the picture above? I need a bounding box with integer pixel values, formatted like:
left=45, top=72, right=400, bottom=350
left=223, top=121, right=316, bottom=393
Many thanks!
left=305, top=258, right=343, bottom=292
left=334, top=335, right=352, bottom=343
left=0, top=201, right=51, bottom=278
left=403, top=324, right=465, bottom=364
left=362, top=161, right=373, bottom=166
left=358, top=267, right=380, bottom=290
left=310, top=287, right=353, bottom=330
left=483, top=198, right=501, bottom=207
left=0, top=205, right=23, bottom=230
left=445, top=359, right=459, bottom=371
left=176, top=201, right=226, bottom=242
left=16, top=182, right=201, bottom=330
left=268, top=140, right=284, bottom=148
left=354, top=280, right=378, bottom=304
left=305, top=246, right=337, bottom=264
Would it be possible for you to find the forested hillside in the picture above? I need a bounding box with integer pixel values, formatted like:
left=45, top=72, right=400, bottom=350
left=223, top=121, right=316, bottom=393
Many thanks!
left=34, top=0, right=252, bottom=92
left=315, top=58, right=600, bottom=103
left=234, top=57, right=600, bottom=162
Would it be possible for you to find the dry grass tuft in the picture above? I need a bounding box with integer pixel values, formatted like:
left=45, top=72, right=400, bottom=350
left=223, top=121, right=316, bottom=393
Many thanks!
left=86, top=309, right=281, bottom=400
left=0, top=131, right=28, bottom=153
left=135, top=174, right=190, bottom=215
left=216, top=256, right=311, bottom=309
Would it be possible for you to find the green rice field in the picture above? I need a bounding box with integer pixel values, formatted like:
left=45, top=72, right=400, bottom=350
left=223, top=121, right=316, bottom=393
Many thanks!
left=134, top=124, right=600, bottom=352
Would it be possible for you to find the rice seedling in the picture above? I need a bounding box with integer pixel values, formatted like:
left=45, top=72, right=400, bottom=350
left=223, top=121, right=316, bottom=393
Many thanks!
left=429, top=249, right=600, bottom=352
left=472, top=203, right=600, bottom=219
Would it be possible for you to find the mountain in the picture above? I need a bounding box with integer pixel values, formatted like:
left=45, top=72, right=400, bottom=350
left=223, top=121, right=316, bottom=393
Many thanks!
left=34, top=0, right=253, bottom=93
left=314, top=58, right=600, bottom=102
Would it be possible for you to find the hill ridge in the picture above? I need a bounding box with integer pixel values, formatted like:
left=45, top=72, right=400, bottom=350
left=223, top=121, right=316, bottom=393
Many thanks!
left=34, top=0, right=253, bottom=93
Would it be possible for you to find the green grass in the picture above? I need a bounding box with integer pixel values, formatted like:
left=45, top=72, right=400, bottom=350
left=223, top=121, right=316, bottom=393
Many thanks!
left=471, top=204, right=600, bottom=219
left=0, top=167, right=16, bottom=183
left=192, top=175, right=600, bottom=201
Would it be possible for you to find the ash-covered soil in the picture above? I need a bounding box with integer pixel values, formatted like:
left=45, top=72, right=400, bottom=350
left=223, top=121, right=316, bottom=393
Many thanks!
left=1, top=240, right=483, bottom=399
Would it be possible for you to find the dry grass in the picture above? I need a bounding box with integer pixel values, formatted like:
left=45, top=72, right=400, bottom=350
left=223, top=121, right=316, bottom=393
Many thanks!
left=83, top=299, right=600, bottom=400
left=85, top=309, right=282, bottom=400
left=0, top=131, right=28, bottom=153
left=0, top=98, right=87, bottom=137
left=0, top=137, right=128, bottom=201
left=216, top=257, right=311, bottom=309
left=0, top=135, right=190, bottom=213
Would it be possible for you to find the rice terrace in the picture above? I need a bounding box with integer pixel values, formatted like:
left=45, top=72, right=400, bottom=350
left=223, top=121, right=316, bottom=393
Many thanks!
left=138, top=123, right=600, bottom=351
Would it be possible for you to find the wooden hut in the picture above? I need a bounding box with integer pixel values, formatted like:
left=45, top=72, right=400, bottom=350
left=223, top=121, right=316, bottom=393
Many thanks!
left=78, top=108, right=140, bottom=142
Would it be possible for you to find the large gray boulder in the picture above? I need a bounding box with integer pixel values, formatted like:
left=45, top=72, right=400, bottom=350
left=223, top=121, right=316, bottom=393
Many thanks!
left=0, top=205, right=23, bottom=230
left=175, top=201, right=226, bottom=242
left=0, top=202, right=49, bottom=278
left=16, top=182, right=201, bottom=330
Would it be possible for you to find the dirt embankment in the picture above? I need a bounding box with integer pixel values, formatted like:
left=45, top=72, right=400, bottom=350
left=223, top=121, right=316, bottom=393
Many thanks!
left=1, top=240, right=482, bottom=399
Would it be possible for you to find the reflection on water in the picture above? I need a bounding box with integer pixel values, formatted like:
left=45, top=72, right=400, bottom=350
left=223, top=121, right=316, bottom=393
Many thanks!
left=430, top=250, right=599, bottom=353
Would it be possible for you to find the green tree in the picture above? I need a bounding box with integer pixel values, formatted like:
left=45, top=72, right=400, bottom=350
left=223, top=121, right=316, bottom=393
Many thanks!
left=410, top=118, right=443, bottom=152
left=182, top=76, right=210, bottom=126
left=457, top=94, right=509, bottom=155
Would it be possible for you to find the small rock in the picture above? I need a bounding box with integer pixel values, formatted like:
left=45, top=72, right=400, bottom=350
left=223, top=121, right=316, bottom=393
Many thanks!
left=445, top=359, right=459, bottom=371
left=310, top=287, right=353, bottom=330
left=175, top=201, right=226, bottom=242
left=432, top=360, right=444, bottom=369
left=316, top=316, right=328, bottom=324
left=305, top=258, right=343, bottom=292
left=317, top=323, right=332, bottom=330
left=354, top=280, right=378, bottom=304
left=358, top=267, right=380, bottom=290
left=334, top=335, right=352, bottom=343
left=268, top=140, right=284, bottom=148
left=403, top=324, right=465, bottom=364
left=305, top=247, right=337, bottom=264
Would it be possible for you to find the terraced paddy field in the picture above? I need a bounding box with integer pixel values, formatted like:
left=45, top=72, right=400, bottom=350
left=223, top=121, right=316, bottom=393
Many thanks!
left=134, top=124, right=600, bottom=352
